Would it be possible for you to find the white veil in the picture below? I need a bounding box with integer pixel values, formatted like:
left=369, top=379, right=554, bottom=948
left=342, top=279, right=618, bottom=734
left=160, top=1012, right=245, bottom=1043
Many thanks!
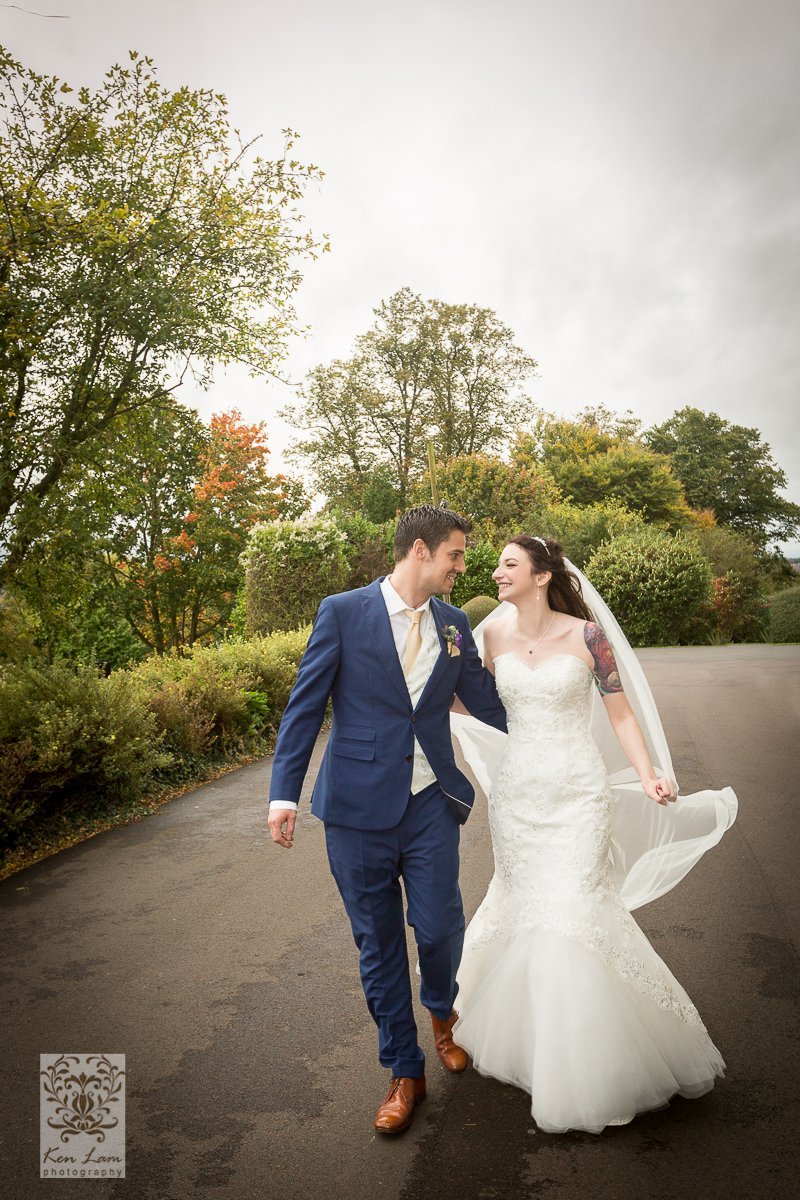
left=451, top=556, right=738, bottom=911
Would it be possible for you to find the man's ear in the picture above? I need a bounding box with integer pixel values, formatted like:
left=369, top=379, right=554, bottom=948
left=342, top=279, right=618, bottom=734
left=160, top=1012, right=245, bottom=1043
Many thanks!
left=412, top=537, right=429, bottom=561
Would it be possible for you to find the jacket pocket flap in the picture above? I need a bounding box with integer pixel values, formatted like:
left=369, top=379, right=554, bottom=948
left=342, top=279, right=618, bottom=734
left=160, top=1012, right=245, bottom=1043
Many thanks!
left=336, top=725, right=376, bottom=742
left=331, top=742, right=376, bottom=761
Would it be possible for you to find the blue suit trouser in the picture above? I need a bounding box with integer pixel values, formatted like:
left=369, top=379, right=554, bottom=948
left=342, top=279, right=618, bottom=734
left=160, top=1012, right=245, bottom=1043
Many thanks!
left=323, top=782, right=465, bottom=1079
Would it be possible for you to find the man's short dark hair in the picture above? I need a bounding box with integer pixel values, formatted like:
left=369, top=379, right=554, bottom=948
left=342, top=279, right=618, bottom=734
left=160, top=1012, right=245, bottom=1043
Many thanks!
left=393, top=504, right=473, bottom=561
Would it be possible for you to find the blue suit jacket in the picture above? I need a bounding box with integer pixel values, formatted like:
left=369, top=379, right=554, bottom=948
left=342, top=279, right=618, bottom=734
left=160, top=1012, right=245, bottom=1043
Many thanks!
left=269, top=578, right=507, bottom=828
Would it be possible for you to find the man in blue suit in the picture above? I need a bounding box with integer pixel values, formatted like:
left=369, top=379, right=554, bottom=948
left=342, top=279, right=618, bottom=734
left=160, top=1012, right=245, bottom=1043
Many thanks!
left=268, top=505, right=507, bottom=1133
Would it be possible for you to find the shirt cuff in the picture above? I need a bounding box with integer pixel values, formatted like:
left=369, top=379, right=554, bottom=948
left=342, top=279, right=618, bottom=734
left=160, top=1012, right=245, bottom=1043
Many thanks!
left=269, top=801, right=298, bottom=811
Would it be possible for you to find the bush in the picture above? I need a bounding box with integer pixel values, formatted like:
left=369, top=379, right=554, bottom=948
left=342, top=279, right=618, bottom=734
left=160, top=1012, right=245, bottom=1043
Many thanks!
left=242, top=516, right=349, bottom=634
left=0, top=662, right=168, bottom=849
left=461, top=595, right=500, bottom=628
left=450, top=542, right=500, bottom=606
left=208, top=629, right=310, bottom=719
left=537, top=499, right=646, bottom=569
left=768, top=586, right=800, bottom=642
left=0, top=623, right=313, bottom=853
left=586, top=528, right=713, bottom=647
left=690, top=526, right=769, bottom=642
left=331, top=510, right=393, bottom=589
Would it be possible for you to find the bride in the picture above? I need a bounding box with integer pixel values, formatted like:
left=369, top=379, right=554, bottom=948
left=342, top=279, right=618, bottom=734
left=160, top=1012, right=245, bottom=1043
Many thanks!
left=449, top=534, right=737, bottom=1135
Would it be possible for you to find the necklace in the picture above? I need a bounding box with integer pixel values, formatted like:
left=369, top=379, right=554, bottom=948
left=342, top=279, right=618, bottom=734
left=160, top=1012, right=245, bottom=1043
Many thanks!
left=525, top=611, right=555, bottom=655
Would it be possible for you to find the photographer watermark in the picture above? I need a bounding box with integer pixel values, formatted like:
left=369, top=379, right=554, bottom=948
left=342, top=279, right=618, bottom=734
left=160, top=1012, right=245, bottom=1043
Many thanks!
left=40, top=1054, right=125, bottom=1179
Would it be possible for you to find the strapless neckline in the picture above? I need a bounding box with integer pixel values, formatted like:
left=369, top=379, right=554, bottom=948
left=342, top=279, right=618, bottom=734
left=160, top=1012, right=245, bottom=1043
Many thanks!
left=494, top=651, right=593, bottom=680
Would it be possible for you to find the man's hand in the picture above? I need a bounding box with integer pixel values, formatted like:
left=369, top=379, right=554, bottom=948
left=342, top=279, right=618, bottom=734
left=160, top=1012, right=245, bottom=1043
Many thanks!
left=269, top=807, right=297, bottom=849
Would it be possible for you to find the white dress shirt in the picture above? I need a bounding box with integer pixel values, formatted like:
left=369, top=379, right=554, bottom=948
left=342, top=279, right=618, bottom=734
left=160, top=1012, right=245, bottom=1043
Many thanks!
left=269, top=577, right=440, bottom=811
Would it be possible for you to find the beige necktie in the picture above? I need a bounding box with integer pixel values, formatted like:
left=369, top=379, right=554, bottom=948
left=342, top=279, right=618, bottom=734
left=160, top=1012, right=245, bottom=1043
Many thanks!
left=403, top=608, right=424, bottom=675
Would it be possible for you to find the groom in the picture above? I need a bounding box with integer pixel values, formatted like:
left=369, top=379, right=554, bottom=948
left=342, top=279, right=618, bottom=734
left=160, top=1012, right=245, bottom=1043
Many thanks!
left=268, top=505, right=507, bottom=1133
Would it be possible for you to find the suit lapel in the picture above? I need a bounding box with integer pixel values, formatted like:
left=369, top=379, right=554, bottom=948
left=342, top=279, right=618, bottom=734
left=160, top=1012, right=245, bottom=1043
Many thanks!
left=360, top=579, right=412, bottom=709
left=414, top=596, right=453, bottom=712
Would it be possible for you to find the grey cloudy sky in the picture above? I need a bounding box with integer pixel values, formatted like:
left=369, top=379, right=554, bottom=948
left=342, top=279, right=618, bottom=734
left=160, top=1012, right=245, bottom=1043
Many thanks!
left=5, top=0, right=799, bottom=549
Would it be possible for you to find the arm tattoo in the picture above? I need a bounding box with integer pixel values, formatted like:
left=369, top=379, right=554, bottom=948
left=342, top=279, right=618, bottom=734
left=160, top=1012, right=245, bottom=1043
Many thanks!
left=583, top=622, right=623, bottom=696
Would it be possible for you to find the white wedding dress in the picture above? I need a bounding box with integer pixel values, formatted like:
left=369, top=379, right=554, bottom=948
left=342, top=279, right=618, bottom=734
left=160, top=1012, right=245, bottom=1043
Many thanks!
left=451, top=649, right=731, bottom=1134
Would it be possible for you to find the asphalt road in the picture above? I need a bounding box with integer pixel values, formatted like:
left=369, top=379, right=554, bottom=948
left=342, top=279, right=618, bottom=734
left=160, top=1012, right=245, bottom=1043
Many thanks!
left=1, top=645, right=798, bottom=1200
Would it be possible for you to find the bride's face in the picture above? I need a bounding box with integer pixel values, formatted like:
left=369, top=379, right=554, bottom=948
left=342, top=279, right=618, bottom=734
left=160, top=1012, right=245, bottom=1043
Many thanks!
left=493, top=544, right=550, bottom=603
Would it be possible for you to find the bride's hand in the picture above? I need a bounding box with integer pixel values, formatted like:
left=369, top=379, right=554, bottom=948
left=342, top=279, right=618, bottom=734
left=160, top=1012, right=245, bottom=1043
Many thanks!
left=642, top=776, right=677, bottom=806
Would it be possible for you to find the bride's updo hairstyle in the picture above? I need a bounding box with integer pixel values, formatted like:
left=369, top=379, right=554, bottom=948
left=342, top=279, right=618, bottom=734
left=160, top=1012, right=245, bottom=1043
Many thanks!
left=509, top=534, right=595, bottom=623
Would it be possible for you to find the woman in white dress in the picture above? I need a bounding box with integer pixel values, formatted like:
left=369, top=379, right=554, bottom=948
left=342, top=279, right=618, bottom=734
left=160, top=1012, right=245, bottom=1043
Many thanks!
left=450, top=534, right=737, bottom=1135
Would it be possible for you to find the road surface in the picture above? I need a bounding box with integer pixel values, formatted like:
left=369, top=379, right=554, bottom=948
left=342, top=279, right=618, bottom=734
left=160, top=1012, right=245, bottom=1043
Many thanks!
left=1, top=645, right=798, bottom=1199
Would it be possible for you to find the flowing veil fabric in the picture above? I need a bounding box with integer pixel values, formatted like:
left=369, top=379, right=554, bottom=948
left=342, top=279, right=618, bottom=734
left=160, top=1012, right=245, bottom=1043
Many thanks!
left=451, top=558, right=738, bottom=910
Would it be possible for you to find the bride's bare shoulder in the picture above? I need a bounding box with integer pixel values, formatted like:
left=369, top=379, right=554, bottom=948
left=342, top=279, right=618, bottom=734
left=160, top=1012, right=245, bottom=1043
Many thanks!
left=482, top=613, right=516, bottom=647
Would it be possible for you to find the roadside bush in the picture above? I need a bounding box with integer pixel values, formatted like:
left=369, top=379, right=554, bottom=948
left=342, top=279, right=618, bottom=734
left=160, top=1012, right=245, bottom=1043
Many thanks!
left=691, top=525, right=769, bottom=642
left=0, top=662, right=168, bottom=849
left=586, top=528, right=713, bottom=646
left=0, top=623, right=313, bottom=855
left=461, top=595, right=500, bottom=628
left=450, top=542, right=500, bottom=606
left=207, top=628, right=310, bottom=720
left=767, top=586, right=800, bottom=642
left=242, top=516, right=349, bottom=634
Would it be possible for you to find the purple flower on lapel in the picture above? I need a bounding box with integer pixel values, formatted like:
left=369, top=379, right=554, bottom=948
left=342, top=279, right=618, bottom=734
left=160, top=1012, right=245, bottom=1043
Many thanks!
left=441, top=624, right=462, bottom=657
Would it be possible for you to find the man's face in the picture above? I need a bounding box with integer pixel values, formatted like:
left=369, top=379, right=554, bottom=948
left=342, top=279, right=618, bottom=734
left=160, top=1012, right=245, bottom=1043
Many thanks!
left=420, top=530, right=467, bottom=594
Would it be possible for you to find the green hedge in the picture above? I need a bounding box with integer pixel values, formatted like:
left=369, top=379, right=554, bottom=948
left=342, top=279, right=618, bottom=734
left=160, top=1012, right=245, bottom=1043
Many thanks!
left=768, top=586, right=800, bottom=642
left=586, top=528, right=713, bottom=647
left=0, top=628, right=310, bottom=853
left=242, top=516, right=349, bottom=634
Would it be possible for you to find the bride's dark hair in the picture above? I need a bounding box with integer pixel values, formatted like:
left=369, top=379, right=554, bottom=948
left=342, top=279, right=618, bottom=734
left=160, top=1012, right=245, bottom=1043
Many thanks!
left=508, top=534, right=595, bottom=623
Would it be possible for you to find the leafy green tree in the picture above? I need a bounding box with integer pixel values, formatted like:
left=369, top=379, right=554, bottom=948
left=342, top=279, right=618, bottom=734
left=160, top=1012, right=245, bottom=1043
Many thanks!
left=0, top=47, right=324, bottom=585
left=284, top=288, right=537, bottom=504
left=512, top=418, right=692, bottom=528
left=644, top=408, right=800, bottom=543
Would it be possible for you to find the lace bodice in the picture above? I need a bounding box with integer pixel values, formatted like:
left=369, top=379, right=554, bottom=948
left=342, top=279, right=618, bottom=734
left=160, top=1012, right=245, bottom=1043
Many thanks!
left=494, top=651, right=595, bottom=739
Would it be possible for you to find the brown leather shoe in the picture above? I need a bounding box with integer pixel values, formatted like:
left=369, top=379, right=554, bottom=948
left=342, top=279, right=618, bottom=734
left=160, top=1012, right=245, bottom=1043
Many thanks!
left=430, top=1010, right=468, bottom=1073
left=373, top=1075, right=427, bottom=1134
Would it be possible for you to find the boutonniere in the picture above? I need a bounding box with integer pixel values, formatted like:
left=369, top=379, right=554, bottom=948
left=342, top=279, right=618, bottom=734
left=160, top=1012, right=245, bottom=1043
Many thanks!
left=441, top=624, right=462, bottom=657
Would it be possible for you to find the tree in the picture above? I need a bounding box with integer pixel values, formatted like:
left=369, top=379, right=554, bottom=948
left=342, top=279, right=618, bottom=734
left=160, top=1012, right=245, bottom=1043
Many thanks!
left=97, top=406, right=287, bottom=653
left=409, top=452, right=561, bottom=532
left=0, top=47, right=325, bottom=584
left=285, top=359, right=382, bottom=509
left=512, top=417, right=692, bottom=528
left=284, top=288, right=537, bottom=504
left=645, top=408, right=800, bottom=543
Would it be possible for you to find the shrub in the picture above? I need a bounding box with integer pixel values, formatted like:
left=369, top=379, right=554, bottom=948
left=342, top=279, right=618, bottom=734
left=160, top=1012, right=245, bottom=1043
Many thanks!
left=461, top=595, right=500, bottom=628
left=0, top=662, right=168, bottom=849
left=242, top=516, right=349, bottom=634
left=586, top=528, right=713, bottom=646
left=768, top=586, right=800, bottom=642
left=450, top=542, right=500, bottom=607
left=537, top=499, right=646, bottom=569
left=331, top=510, right=393, bottom=589
left=690, top=525, right=769, bottom=642
left=208, top=629, right=310, bottom=719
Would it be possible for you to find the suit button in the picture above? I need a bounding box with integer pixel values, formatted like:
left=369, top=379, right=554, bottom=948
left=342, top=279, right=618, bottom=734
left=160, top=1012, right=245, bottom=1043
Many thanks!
left=405, top=754, right=413, bottom=762
left=410, top=715, right=416, bottom=723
